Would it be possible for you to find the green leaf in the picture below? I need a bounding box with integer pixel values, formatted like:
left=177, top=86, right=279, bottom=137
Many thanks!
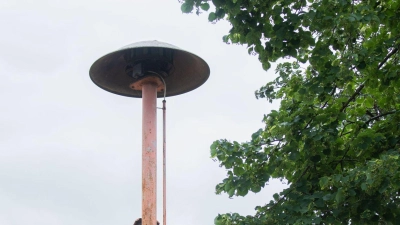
left=210, top=141, right=218, bottom=157
left=364, top=98, right=374, bottom=108
left=323, top=194, right=332, bottom=201
left=319, top=177, right=329, bottom=189
left=288, top=152, right=298, bottom=161
left=310, top=155, right=321, bottom=163
left=224, top=181, right=231, bottom=192
left=214, top=216, right=224, bottom=225
left=323, top=148, right=331, bottom=155
left=315, top=198, right=324, bottom=208
left=357, top=61, right=367, bottom=70
left=228, top=188, right=235, bottom=197
left=262, top=61, right=271, bottom=70
left=335, top=188, right=345, bottom=203
left=208, top=12, right=217, bottom=21
left=361, top=183, right=367, bottom=191
left=251, top=185, right=261, bottom=193
left=200, top=3, right=210, bottom=11
left=251, top=128, right=262, bottom=140
left=233, top=166, right=245, bottom=176
left=180, top=2, right=193, bottom=13
left=379, top=179, right=390, bottom=193
left=237, top=187, right=248, bottom=196
left=273, top=193, right=280, bottom=201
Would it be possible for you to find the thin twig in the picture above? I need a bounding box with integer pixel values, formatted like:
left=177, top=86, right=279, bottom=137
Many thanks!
left=340, top=131, right=352, bottom=137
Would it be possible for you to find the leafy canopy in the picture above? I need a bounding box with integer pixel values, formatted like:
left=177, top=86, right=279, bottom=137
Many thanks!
left=181, top=0, right=400, bottom=224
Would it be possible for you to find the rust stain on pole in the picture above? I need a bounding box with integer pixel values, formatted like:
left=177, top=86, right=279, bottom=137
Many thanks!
left=142, top=81, right=158, bottom=225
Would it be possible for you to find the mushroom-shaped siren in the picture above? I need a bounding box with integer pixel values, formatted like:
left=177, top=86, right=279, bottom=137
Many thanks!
left=89, top=40, right=210, bottom=98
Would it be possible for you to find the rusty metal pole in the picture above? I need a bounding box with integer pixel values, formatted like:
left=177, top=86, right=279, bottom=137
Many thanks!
left=162, top=100, right=166, bottom=225
left=142, top=81, right=158, bottom=225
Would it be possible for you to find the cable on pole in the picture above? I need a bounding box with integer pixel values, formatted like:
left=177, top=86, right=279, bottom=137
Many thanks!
left=149, top=71, right=167, bottom=225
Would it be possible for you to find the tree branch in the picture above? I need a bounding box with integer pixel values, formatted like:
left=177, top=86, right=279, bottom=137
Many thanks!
left=378, top=48, right=399, bottom=69
left=339, top=110, right=398, bottom=163
left=365, top=110, right=398, bottom=124
left=340, top=83, right=365, bottom=112
left=340, top=146, right=351, bottom=165
left=330, top=159, right=358, bottom=164
left=303, top=118, right=313, bottom=130
left=340, top=48, right=398, bottom=113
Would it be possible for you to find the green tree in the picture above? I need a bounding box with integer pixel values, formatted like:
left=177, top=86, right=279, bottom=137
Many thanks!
left=181, top=0, right=400, bottom=224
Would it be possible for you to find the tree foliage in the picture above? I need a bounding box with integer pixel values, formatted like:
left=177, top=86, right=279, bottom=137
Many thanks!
left=181, top=0, right=400, bottom=224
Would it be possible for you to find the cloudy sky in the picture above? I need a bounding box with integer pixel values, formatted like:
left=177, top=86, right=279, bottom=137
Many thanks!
left=0, top=0, right=285, bottom=224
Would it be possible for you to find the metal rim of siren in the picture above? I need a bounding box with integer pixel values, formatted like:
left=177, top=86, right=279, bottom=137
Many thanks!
left=89, top=40, right=210, bottom=98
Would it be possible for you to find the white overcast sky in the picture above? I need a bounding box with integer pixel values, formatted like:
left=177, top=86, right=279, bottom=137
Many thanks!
left=0, top=0, right=286, bottom=224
